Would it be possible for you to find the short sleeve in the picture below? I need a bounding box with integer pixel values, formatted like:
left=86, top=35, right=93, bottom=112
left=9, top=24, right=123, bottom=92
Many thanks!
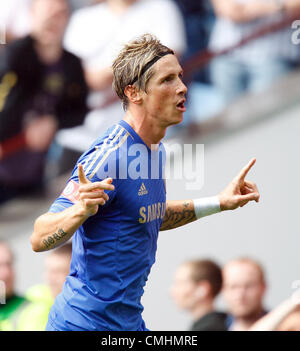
left=48, top=144, right=119, bottom=214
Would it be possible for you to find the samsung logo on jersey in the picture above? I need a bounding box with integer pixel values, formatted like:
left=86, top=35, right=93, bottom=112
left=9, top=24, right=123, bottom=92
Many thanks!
left=139, top=202, right=166, bottom=223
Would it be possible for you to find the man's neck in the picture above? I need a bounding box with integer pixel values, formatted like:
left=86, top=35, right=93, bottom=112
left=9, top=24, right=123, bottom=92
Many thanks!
left=33, top=39, right=63, bottom=65
left=123, top=110, right=167, bottom=148
left=191, top=301, right=215, bottom=322
left=231, top=308, right=265, bottom=331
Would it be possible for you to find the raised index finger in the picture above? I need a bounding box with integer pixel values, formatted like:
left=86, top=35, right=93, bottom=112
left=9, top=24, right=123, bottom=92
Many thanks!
left=78, top=164, right=90, bottom=185
left=236, top=158, right=256, bottom=182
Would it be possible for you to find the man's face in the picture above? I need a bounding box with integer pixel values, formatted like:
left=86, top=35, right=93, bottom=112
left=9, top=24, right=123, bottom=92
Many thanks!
left=32, top=0, right=69, bottom=44
left=170, top=264, right=198, bottom=311
left=223, top=262, right=265, bottom=319
left=0, top=244, right=14, bottom=298
left=45, top=253, right=71, bottom=298
left=141, top=54, right=187, bottom=129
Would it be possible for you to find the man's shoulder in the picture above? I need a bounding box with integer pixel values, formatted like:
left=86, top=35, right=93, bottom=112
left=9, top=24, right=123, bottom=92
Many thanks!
left=0, top=295, right=28, bottom=319
left=4, top=36, right=34, bottom=64
left=77, top=123, right=131, bottom=180
left=6, top=35, right=33, bottom=52
left=61, top=48, right=84, bottom=66
left=190, top=311, right=228, bottom=332
left=87, top=123, right=131, bottom=155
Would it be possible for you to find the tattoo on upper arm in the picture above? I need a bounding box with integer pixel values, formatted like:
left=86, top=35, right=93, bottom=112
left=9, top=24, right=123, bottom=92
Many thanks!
left=43, top=229, right=68, bottom=249
left=160, top=201, right=196, bottom=231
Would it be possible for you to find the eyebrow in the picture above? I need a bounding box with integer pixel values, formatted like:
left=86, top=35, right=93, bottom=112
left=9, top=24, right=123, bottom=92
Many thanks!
left=160, top=69, right=183, bottom=80
left=129, top=50, right=174, bottom=85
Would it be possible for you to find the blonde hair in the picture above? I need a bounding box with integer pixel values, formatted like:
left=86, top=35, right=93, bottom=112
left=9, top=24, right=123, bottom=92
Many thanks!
left=112, top=34, right=174, bottom=110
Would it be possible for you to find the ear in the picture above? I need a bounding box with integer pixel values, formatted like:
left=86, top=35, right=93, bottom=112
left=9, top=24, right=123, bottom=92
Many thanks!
left=124, top=85, right=143, bottom=105
left=195, top=281, right=211, bottom=299
left=261, top=282, right=267, bottom=296
left=195, top=286, right=206, bottom=299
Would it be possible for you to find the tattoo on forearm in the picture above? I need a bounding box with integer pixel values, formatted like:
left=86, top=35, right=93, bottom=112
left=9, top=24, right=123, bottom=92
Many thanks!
left=160, top=201, right=196, bottom=231
left=43, top=229, right=68, bottom=249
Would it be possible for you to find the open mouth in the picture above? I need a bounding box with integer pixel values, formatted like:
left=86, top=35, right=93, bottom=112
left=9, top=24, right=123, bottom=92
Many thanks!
left=176, top=100, right=186, bottom=112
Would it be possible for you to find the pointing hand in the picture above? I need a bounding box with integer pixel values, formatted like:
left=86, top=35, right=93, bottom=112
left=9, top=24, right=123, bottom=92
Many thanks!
left=218, top=158, right=260, bottom=211
left=78, top=164, right=115, bottom=216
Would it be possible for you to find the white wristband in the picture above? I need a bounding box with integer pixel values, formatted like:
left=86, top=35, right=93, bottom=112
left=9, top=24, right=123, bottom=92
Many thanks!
left=193, top=196, right=221, bottom=219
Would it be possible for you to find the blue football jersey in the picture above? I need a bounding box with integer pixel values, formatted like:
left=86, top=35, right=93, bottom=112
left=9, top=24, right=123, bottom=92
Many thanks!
left=46, top=120, right=166, bottom=331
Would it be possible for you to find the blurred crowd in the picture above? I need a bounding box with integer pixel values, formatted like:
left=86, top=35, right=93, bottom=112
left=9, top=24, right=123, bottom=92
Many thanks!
left=0, top=240, right=72, bottom=330
left=0, top=0, right=300, bottom=205
left=170, top=256, right=300, bottom=331
left=1, top=238, right=300, bottom=331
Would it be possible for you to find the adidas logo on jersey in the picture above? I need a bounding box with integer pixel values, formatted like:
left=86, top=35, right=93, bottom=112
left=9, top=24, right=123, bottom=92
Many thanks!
left=138, top=183, right=148, bottom=196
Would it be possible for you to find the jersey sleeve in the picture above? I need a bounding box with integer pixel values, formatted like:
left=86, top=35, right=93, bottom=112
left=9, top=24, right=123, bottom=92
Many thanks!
left=49, top=145, right=119, bottom=214
left=49, top=124, right=129, bottom=214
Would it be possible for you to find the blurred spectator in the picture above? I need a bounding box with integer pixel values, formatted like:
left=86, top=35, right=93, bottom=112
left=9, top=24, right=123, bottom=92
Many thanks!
left=0, top=0, right=95, bottom=46
left=209, top=0, right=300, bottom=103
left=170, top=259, right=227, bottom=331
left=0, top=0, right=89, bottom=205
left=0, top=241, right=30, bottom=331
left=56, top=0, right=186, bottom=158
left=223, top=257, right=267, bottom=331
left=0, top=0, right=31, bottom=44
left=0, top=0, right=93, bottom=69
left=17, top=243, right=72, bottom=331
